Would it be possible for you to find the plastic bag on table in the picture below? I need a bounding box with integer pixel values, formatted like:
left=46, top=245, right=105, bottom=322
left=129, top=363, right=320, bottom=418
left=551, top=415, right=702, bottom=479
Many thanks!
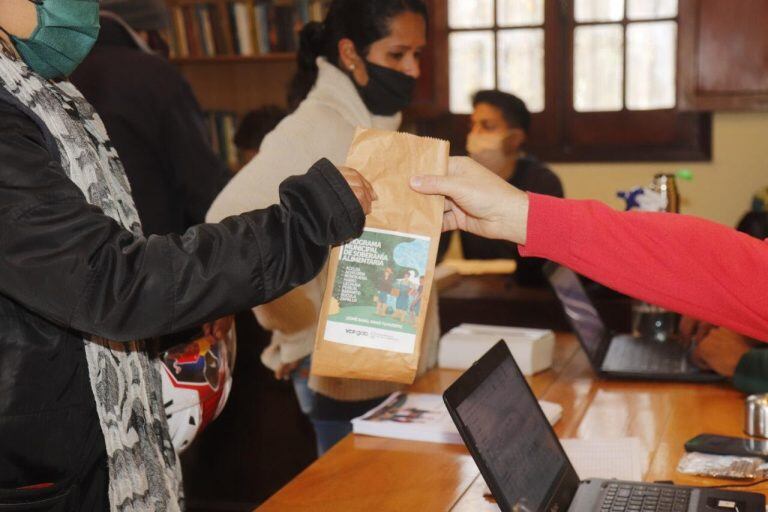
left=677, top=452, right=765, bottom=479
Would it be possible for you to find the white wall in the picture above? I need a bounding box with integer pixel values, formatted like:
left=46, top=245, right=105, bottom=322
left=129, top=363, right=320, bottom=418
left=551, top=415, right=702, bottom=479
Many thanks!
left=552, top=112, right=768, bottom=227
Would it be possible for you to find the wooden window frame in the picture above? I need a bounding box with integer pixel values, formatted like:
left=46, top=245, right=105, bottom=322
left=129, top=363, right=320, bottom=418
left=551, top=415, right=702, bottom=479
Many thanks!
left=409, top=0, right=711, bottom=163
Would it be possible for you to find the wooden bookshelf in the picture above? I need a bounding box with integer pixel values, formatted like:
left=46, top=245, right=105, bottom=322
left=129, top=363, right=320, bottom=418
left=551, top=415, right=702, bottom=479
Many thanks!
left=165, top=0, right=330, bottom=113
left=176, top=57, right=295, bottom=111
left=169, top=52, right=295, bottom=64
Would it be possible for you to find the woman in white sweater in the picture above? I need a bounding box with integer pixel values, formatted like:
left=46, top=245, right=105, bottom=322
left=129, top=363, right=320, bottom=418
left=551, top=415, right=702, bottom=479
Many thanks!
left=207, top=0, right=439, bottom=455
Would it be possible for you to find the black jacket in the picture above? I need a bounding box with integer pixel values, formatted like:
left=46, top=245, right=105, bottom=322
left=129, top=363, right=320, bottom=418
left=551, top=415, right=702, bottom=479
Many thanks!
left=458, top=155, right=563, bottom=286
left=0, top=96, right=363, bottom=510
left=70, top=17, right=231, bottom=236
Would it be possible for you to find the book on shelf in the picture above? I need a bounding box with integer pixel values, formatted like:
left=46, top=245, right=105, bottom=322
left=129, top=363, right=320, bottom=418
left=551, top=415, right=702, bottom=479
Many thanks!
left=183, top=5, right=202, bottom=56
left=269, top=2, right=298, bottom=52
left=170, top=7, right=189, bottom=57
left=167, top=0, right=332, bottom=59
left=232, top=2, right=255, bottom=56
left=196, top=5, right=215, bottom=57
left=352, top=392, right=563, bottom=445
left=254, top=3, right=270, bottom=54
left=209, top=4, right=232, bottom=55
left=204, top=111, right=240, bottom=170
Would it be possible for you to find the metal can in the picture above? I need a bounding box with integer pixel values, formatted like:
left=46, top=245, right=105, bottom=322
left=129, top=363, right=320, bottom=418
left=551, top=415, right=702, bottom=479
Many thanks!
left=651, top=173, right=680, bottom=213
left=745, top=393, right=768, bottom=438
left=630, top=173, right=681, bottom=343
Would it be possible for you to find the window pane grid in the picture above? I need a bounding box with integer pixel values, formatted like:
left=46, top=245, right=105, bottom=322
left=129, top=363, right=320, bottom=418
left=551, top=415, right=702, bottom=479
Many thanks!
left=497, top=0, right=545, bottom=27
left=573, top=17, right=677, bottom=27
left=574, top=0, right=624, bottom=23
left=626, top=21, right=677, bottom=110
left=449, top=23, right=545, bottom=31
left=448, top=0, right=545, bottom=114
left=449, top=31, right=496, bottom=113
left=448, top=0, right=494, bottom=29
left=497, top=28, right=545, bottom=112
left=627, top=0, right=677, bottom=20
left=572, top=0, right=678, bottom=112
left=574, top=24, right=624, bottom=112
left=574, top=0, right=677, bottom=24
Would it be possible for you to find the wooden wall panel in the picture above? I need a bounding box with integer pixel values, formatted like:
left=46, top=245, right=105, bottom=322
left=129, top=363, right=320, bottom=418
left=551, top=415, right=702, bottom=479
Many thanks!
left=679, top=0, right=768, bottom=110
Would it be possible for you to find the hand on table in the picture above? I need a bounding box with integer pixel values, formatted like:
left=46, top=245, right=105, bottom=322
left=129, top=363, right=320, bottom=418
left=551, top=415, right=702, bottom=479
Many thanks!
left=339, top=166, right=377, bottom=215
left=409, top=157, right=529, bottom=244
left=685, top=326, right=752, bottom=378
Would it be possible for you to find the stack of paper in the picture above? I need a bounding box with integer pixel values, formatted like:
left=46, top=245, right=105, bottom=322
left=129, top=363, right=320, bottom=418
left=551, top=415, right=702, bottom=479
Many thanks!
left=352, top=392, right=562, bottom=445
left=560, top=437, right=650, bottom=481
left=438, top=324, right=556, bottom=375
left=440, top=259, right=518, bottom=275
left=481, top=437, right=649, bottom=496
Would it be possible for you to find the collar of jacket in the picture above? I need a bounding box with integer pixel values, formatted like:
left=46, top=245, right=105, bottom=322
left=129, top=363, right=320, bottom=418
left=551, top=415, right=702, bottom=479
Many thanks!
left=308, top=57, right=402, bottom=132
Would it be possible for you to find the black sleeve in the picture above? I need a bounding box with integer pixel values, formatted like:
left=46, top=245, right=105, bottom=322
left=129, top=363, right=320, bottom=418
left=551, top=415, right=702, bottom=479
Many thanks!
left=532, top=167, right=564, bottom=199
left=437, top=231, right=453, bottom=263
left=733, top=348, right=768, bottom=394
left=513, top=164, right=563, bottom=286
left=161, top=74, right=231, bottom=226
left=0, top=102, right=363, bottom=341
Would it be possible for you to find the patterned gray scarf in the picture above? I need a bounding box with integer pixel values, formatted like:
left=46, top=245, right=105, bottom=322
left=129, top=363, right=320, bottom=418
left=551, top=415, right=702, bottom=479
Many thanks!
left=0, top=50, right=183, bottom=511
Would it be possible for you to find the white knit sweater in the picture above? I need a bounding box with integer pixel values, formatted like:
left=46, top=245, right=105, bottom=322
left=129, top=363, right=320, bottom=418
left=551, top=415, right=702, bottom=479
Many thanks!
left=207, top=58, right=440, bottom=401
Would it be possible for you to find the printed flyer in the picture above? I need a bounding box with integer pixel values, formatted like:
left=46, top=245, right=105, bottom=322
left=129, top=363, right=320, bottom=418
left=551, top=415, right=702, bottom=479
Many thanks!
left=323, top=227, right=431, bottom=354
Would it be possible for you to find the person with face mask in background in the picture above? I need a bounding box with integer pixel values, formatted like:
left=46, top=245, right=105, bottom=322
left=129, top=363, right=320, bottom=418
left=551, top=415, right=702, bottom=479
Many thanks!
left=461, top=90, right=563, bottom=286
left=206, top=0, right=441, bottom=456
left=0, top=1, right=375, bottom=510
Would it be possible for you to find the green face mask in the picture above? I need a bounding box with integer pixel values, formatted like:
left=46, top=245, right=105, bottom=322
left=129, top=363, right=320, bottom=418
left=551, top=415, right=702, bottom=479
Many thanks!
left=9, top=0, right=100, bottom=80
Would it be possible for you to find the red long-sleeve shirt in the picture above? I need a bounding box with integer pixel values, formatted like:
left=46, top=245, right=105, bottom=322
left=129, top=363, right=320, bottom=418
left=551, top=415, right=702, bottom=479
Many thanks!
left=519, top=194, right=768, bottom=343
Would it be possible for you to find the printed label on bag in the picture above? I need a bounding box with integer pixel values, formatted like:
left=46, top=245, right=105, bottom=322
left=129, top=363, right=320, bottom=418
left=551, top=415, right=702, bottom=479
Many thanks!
left=323, top=227, right=431, bottom=353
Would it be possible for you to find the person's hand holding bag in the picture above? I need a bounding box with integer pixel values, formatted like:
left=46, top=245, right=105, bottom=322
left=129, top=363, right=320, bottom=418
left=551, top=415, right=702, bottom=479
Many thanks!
left=409, top=156, right=529, bottom=244
left=339, top=166, right=377, bottom=215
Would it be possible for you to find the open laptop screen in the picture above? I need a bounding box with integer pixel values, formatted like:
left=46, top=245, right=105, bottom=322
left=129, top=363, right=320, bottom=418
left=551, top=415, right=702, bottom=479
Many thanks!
left=452, top=344, right=570, bottom=511
left=546, top=265, right=607, bottom=364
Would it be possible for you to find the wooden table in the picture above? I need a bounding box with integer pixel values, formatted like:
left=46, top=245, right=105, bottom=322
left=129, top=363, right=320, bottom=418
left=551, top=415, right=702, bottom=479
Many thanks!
left=256, top=334, right=768, bottom=511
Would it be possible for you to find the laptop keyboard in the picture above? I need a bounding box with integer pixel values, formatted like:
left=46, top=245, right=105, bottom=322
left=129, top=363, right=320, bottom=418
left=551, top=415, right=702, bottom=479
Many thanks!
left=602, top=336, right=694, bottom=374
left=601, top=483, right=691, bottom=512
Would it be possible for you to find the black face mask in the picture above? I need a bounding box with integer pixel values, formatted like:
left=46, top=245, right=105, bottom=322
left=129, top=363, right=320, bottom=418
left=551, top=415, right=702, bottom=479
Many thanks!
left=355, top=61, right=416, bottom=116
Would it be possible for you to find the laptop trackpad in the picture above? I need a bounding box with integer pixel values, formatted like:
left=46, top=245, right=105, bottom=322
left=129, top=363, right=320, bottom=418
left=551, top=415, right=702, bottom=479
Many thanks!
left=602, top=335, right=697, bottom=374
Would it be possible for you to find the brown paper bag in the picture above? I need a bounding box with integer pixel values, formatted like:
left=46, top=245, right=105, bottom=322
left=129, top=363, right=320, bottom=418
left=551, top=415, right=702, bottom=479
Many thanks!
left=310, top=128, right=448, bottom=384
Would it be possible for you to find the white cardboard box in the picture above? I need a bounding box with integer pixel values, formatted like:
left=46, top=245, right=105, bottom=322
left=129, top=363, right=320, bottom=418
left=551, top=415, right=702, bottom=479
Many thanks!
left=438, top=323, right=555, bottom=375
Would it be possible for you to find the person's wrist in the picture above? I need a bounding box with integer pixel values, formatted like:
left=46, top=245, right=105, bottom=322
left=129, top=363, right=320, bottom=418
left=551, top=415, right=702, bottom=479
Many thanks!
left=499, top=189, right=529, bottom=244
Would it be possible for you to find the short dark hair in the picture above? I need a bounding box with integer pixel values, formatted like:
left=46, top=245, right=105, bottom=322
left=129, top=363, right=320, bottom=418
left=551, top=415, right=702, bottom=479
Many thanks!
left=472, top=90, right=531, bottom=134
left=736, top=211, right=768, bottom=240
left=234, top=106, right=287, bottom=151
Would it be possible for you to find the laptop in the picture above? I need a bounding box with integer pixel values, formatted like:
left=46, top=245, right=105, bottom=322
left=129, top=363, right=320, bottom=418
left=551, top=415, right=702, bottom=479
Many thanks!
left=544, top=263, right=722, bottom=382
left=443, top=341, right=764, bottom=512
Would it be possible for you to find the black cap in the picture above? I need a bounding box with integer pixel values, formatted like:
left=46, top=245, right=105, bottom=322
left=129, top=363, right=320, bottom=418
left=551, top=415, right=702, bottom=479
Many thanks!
left=100, top=0, right=169, bottom=31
